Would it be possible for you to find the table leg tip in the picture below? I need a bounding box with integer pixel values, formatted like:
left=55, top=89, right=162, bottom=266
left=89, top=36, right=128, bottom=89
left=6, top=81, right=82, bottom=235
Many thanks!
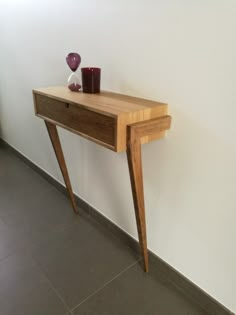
left=144, top=266, right=149, bottom=273
left=73, top=206, right=79, bottom=214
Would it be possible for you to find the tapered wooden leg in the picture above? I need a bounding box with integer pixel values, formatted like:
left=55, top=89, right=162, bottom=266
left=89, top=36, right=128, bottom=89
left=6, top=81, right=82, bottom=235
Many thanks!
left=127, top=131, right=148, bottom=272
left=45, top=121, right=78, bottom=214
left=126, top=116, right=171, bottom=272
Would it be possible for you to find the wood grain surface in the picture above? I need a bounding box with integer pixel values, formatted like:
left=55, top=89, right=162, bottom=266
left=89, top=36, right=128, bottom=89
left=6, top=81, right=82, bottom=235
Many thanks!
left=33, top=86, right=168, bottom=152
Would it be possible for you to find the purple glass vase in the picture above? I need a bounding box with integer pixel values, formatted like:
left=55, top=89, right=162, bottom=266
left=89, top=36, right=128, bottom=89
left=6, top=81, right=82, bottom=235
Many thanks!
left=66, top=53, right=81, bottom=92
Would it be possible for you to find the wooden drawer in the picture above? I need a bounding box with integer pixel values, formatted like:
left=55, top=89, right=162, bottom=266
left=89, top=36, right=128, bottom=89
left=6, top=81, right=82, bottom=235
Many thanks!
left=34, top=94, right=116, bottom=149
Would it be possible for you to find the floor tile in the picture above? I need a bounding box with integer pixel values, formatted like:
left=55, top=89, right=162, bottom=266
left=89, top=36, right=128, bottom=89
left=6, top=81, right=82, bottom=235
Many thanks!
left=31, top=216, right=138, bottom=309
left=0, top=162, right=55, bottom=218
left=0, top=219, right=30, bottom=262
left=73, top=263, right=206, bottom=315
left=1, top=185, right=79, bottom=245
left=0, top=144, right=30, bottom=177
left=0, top=146, right=79, bottom=246
left=0, top=252, right=68, bottom=315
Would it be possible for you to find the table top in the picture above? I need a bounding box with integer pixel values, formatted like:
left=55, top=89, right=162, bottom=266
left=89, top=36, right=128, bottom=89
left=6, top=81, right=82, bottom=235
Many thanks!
left=33, top=86, right=167, bottom=118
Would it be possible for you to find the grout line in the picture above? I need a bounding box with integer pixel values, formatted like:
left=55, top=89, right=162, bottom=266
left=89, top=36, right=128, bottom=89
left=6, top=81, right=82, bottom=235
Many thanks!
left=0, top=247, right=29, bottom=265
left=40, top=271, right=72, bottom=314
left=0, top=220, right=33, bottom=264
left=0, top=212, right=77, bottom=257
left=40, top=273, right=71, bottom=313
left=70, top=259, right=140, bottom=313
left=27, top=252, right=72, bottom=314
left=0, top=248, right=72, bottom=315
left=0, top=245, right=70, bottom=315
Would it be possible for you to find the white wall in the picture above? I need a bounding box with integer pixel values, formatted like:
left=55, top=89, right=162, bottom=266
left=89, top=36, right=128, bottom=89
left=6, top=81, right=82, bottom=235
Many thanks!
left=0, top=0, right=236, bottom=311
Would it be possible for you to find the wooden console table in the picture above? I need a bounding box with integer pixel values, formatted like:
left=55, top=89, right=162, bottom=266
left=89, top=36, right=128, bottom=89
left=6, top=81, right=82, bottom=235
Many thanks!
left=33, top=86, right=171, bottom=272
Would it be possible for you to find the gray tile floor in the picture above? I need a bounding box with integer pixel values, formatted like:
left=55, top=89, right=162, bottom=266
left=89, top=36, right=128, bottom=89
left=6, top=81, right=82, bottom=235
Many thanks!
left=0, top=142, right=206, bottom=315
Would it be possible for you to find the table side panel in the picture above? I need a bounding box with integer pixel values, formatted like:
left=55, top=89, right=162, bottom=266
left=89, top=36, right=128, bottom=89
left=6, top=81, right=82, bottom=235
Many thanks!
left=116, top=105, right=168, bottom=152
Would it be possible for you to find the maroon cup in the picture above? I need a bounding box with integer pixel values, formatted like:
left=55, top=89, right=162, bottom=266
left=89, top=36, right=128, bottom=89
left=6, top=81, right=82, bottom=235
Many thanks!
left=81, top=67, right=101, bottom=93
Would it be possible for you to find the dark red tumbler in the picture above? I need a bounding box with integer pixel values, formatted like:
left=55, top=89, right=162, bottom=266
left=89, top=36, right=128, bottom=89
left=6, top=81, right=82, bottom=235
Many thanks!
left=81, top=67, right=101, bottom=93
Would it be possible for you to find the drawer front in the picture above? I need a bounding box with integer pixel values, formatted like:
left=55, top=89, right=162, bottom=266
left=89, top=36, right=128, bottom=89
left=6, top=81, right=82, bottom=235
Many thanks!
left=35, top=94, right=116, bottom=147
